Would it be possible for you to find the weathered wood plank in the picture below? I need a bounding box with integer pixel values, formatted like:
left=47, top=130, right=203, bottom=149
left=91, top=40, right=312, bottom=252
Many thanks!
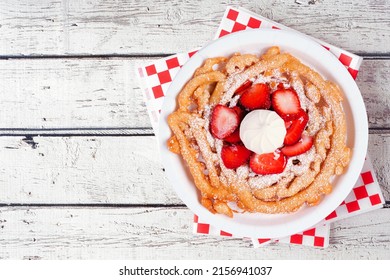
left=0, top=0, right=389, bottom=56
left=0, top=134, right=388, bottom=204
left=0, top=136, right=179, bottom=204
left=369, top=132, right=390, bottom=201
left=0, top=58, right=153, bottom=129
left=359, top=60, right=390, bottom=128
left=0, top=206, right=389, bottom=259
left=0, top=58, right=389, bottom=129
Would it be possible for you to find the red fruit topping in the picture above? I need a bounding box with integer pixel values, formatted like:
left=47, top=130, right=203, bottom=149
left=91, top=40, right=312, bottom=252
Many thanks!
left=249, top=151, right=287, bottom=175
left=210, top=105, right=239, bottom=139
left=224, top=129, right=241, bottom=143
left=240, top=83, right=271, bottom=110
left=284, top=110, right=309, bottom=145
left=284, top=120, right=293, bottom=130
left=277, top=83, right=285, bottom=90
left=221, top=143, right=252, bottom=169
left=271, top=88, right=302, bottom=120
left=223, top=106, right=244, bottom=143
left=281, top=135, right=313, bottom=157
left=232, top=106, right=245, bottom=120
left=235, top=80, right=253, bottom=95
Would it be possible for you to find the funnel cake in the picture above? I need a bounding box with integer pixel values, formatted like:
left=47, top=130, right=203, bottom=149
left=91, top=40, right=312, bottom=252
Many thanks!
left=167, top=46, right=350, bottom=217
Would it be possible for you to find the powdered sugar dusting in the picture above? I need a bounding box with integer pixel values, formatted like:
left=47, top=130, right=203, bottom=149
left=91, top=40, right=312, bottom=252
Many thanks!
left=290, top=71, right=308, bottom=110
left=181, top=52, right=333, bottom=204
left=248, top=147, right=316, bottom=189
left=229, top=94, right=241, bottom=107
left=196, top=59, right=323, bottom=191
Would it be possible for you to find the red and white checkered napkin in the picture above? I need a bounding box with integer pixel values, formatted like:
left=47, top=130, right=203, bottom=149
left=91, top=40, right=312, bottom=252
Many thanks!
left=251, top=155, right=385, bottom=248
left=193, top=154, right=384, bottom=248
left=253, top=224, right=331, bottom=248
left=136, top=6, right=385, bottom=248
left=193, top=214, right=330, bottom=248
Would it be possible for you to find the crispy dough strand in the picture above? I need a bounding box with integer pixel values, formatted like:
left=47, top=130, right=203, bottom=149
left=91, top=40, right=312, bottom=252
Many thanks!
left=201, top=197, right=216, bottom=214
left=193, top=84, right=209, bottom=111
left=305, top=82, right=321, bottom=103
left=178, top=71, right=225, bottom=111
left=213, top=200, right=233, bottom=217
left=167, top=135, right=180, bottom=154
left=260, top=46, right=280, bottom=60
left=252, top=173, right=295, bottom=201
left=209, top=81, right=225, bottom=106
left=167, top=112, right=233, bottom=201
left=194, top=57, right=227, bottom=76
left=225, top=54, right=259, bottom=74
left=190, top=118, right=221, bottom=189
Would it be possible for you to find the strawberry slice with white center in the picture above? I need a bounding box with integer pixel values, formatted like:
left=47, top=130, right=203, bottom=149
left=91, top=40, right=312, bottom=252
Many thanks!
left=271, top=88, right=302, bottom=120
left=224, top=106, right=245, bottom=143
left=221, top=143, right=252, bottom=169
left=284, top=110, right=309, bottom=145
left=210, top=104, right=239, bottom=139
left=281, top=135, right=313, bottom=157
left=249, top=151, right=287, bottom=175
left=239, top=83, right=271, bottom=110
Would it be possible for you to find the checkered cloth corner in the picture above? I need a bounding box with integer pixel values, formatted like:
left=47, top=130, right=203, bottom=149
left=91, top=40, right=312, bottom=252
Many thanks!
left=193, top=215, right=239, bottom=238
left=252, top=238, right=274, bottom=247
left=136, top=50, right=197, bottom=133
left=278, top=224, right=330, bottom=248
left=324, top=155, right=385, bottom=223
left=252, top=224, right=330, bottom=248
left=216, top=6, right=363, bottom=79
left=137, top=51, right=197, bottom=101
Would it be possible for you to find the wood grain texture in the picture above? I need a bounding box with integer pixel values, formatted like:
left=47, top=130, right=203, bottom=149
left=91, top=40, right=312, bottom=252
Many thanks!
left=0, top=206, right=389, bottom=259
left=0, top=0, right=389, bottom=260
left=0, top=58, right=389, bottom=130
left=0, top=134, right=388, bottom=204
left=0, top=136, right=178, bottom=204
left=369, top=131, right=390, bottom=200
left=0, top=0, right=389, bottom=56
left=0, top=58, right=152, bottom=129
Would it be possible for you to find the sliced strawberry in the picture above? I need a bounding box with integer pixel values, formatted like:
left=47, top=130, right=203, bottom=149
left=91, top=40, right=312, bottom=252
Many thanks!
left=249, top=151, right=287, bottom=175
left=221, top=143, right=252, bottom=169
left=271, top=88, right=302, bottom=120
left=284, top=120, right=293, bottom=130
left=232, top=106, right=245, bottom=120
left=235, top=80, right=253, bottom=95
left=281, top=135, right=313, bottom=157
left=284, top=110, right=309, bottom=145
left=210, top=105, right=239, bottom=139
left=239, top=83, right=271, bottom=110
left=224, top=129, right=241, bottom=143
left=223, top=106, right=244, bottom=143
left=277, top=83, right=285, bottom=90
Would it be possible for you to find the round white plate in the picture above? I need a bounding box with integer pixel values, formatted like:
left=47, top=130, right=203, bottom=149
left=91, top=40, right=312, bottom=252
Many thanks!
left=158, top=29, right=368, bottom=238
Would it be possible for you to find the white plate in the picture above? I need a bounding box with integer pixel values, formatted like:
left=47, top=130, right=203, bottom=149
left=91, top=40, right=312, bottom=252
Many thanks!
left=158, top=29, right=368, bottom=238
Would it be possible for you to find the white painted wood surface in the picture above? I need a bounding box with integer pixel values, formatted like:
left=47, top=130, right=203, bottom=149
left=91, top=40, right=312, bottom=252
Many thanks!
left=1, top=207, right=390, bottom=260
left=0, top=0, right=389, bottom=259
left=0, top=58, right=388, bottom=129
left=0, top=134, right=388, bottom=204
left=0, top=0, right=389, bottom=55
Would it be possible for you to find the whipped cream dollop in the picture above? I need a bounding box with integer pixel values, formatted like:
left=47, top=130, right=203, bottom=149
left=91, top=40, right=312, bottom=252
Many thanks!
left=239, top=110, right=286, bottom=154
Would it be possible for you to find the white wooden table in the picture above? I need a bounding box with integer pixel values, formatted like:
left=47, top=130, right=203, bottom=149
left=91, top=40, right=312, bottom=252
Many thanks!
left=0, top=0, right=389, bottom=259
